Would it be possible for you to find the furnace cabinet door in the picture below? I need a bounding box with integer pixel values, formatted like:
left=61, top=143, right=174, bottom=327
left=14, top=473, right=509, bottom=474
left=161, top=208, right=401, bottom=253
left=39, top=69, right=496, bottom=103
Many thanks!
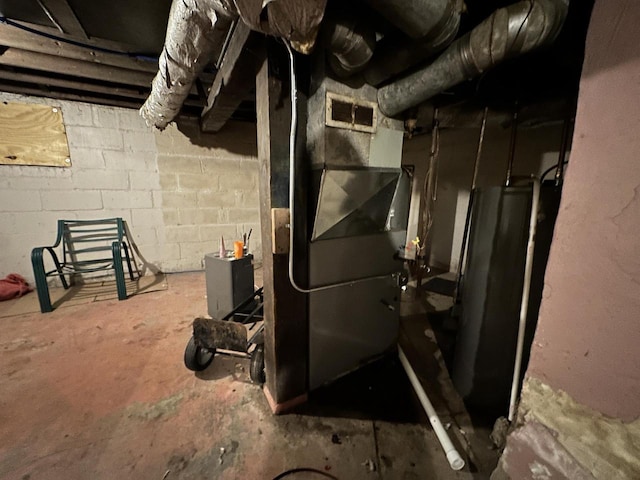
left=309, top=275, right=399, bottom=390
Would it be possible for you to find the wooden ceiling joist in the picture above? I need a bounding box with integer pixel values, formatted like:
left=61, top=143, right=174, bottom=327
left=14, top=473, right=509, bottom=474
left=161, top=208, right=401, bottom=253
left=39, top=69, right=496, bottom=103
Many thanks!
left=37, top=0, right=88, bottom=39
left=0, top=23, right=158, bottom=73
left=0, top=48, right=153, bottom=87
left=200, top=22, right=259, bottom=132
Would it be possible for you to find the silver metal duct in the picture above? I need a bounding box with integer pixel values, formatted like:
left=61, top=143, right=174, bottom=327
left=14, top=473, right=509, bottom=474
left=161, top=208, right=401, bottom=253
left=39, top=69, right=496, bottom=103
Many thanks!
left=365, top=0, right=458, bottom=40
left=378, top=0, right=570, bottom=117
left=363, top=0, right=460, bottom=86
left=325, top=17, right=376, bottom=78
left=140, top=0, right=235, bottom=130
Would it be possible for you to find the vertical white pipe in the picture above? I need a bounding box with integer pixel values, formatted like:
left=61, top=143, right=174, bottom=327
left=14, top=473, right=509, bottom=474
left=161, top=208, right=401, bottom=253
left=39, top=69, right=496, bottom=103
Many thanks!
left=398, top=346, right=465, bottom=471
left=507, top=178, right=541, bottom=421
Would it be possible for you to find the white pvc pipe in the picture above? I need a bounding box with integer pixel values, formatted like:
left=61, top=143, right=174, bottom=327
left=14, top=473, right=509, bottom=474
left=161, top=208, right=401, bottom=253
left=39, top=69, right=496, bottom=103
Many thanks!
left=398, top=346, right=465, bottom=471
left=507, top=177, right=541, bottom=421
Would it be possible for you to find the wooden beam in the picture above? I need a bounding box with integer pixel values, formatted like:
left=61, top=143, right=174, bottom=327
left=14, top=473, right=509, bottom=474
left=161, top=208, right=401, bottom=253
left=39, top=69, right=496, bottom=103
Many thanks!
left=0, top=23, right=158, bottom=73
left=0, top=82, right=143, bottom=110
left=37, top=0, right=88, bottom=39
left=256, top=40, right=309, bottom=411
left=9, top=18, right=135, bottom=53
left=0, top=69, right=206, bottom=107
left=200, top=23, right=258, bottom=132
left=0, top=48, right=153, bottom=87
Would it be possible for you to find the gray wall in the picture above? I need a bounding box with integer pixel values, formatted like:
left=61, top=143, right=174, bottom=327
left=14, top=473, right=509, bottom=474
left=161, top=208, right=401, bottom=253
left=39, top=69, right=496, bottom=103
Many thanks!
left=0, top=92, right=260, bottom=284
left=402, top=123, right=566, bottom=271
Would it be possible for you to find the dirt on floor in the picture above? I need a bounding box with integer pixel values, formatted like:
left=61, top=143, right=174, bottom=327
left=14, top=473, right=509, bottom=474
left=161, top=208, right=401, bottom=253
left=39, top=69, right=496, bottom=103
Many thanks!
left=0, top=272, right=497, bottom=480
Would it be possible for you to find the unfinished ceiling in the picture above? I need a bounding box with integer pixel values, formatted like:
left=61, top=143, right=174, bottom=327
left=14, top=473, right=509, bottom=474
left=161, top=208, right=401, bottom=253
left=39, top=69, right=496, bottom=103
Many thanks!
left=0, top=0, right=594, bottom=130
left=0, top=0, right=234, bottom=115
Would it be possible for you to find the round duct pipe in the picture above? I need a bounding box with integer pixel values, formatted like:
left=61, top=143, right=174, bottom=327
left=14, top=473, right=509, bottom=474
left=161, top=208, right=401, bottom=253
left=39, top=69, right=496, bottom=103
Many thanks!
left=377, top=0, right=570, bottom=117
left=325, top=18, right=376, bottom=78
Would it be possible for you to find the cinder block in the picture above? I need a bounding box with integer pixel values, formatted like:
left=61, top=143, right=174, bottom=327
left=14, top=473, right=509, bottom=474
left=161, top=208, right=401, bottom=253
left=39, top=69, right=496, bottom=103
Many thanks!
left=0, top=189, right=42, bottom=212
left=157, top=155, right=202, bottom=174
left=131, top=226, right=157, bottom=246
left=102, top=190, right=153, bottom=209
left=227, top=208, right=259, bottom=224
left=3, top=211, right=47, bottom=232
left=201, top=158, right=244, bottom=175
left=133, top=243, right=162, bottom=263
left=0, top=174, right=75, bottom=192
left=197, top=190, right=237, bottom=207
left=178, top=173, right=217, bottom=190
left=41, top=191, right=102, bottom=211
left=123, top=131, right=156, bottom=153
left=61, top=102, right=93, bottom=126
left=162, top=209, right=180, bottom=225
left=129, top=171, right=160, bottom=191
left=152, top=191, right=163, bottom=208
left=0, top=164, right=72, bottom=178
left=74, top=169, right=129, bottom=190
left=159, top=173, right=178, bottom=190
left=103, top=151, right=156, bottom=172
left=131, top=208, right=163, bottom=226
left=92, top=105, right=119, bottom=128
left=163, top=257, right=201, bottom=273
left=162, top=242, right=181, bottom=260
left=161, top=191, right=197, bottom=209
left=199, top=224, right=238, bottom=243
left=65, top=126, right=123, bottom=150
left=218, top=171, right=256, bottom=190
left=179, top=241, right=211, bottom=262
left=117, top=110, right=151, bottom=132
left=165, top=225, right=200, bottom=243
left=237, top=189, right=259, bottom=207
left=179, top=208, right=219, bottom=226
left=69, top=147, right=105, bottom=169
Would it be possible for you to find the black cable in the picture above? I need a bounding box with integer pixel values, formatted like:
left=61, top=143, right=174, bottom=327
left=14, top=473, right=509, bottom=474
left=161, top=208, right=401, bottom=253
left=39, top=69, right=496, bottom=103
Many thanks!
left=540, top=161, right=568, bottom=182
left=0, top=16, right=158, bottom=62
left=272, top=468, right=339, bottom=480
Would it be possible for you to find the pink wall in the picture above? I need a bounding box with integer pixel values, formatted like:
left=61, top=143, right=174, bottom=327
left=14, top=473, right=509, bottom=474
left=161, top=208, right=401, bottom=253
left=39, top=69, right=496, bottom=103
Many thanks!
left=527, top=0, right=640, bottom=421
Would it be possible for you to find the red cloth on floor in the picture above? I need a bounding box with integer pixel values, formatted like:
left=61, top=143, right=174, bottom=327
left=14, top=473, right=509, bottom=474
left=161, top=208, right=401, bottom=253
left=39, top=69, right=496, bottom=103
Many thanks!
left=0, top=273, right=33, bottom=301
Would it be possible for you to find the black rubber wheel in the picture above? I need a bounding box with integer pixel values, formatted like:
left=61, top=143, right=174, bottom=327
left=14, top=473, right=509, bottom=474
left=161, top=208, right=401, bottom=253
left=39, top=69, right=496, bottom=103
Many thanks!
left=184, top=336, right=215, bottom=371
left=250, top=345, right=266, bottom=384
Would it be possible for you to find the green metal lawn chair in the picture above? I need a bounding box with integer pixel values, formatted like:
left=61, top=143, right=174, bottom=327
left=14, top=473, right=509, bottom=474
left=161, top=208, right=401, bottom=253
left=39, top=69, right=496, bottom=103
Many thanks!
left=31, top=218, right=137, bottom=313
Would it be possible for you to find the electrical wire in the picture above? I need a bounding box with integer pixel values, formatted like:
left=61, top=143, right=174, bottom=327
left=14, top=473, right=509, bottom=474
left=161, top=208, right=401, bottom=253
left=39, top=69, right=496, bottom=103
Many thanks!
left=272, top=468, right=339, bottom=480
left=283, top=40, right=396, bottom=294
left=0, top=15, right=158, bottom=63
left=540, top=161, right=568, bottom=182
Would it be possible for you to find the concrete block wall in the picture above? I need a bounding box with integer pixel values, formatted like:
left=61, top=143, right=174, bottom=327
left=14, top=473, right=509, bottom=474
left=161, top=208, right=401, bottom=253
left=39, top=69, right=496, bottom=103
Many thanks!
left=0, top=92, right=259, bottom=284
left=154, top=119, right=260, bottom=272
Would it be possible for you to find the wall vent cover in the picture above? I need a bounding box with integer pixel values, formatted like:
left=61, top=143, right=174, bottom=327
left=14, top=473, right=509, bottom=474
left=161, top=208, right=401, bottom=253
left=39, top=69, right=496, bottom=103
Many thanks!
left=325, top=92, right=377, bottom=133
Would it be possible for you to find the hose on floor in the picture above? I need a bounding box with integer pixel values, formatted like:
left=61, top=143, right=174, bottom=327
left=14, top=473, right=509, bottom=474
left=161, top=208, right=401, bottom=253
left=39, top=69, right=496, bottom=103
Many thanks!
left=272, top=467, right=339, bottom=480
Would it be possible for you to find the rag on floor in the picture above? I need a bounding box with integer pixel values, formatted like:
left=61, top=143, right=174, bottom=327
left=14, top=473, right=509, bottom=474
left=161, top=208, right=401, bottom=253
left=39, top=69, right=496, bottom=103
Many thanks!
left=0, top=273, right=33, bottom=301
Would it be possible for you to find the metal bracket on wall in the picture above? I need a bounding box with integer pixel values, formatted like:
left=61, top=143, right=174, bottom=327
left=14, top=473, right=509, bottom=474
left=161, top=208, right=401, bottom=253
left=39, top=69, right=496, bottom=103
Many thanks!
left=271, top=208, right=290, bottom=254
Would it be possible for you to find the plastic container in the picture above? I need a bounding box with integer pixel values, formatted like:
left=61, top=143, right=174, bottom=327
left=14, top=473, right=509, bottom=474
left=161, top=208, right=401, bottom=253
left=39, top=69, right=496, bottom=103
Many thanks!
left=233, top=241, right=244, bottom=259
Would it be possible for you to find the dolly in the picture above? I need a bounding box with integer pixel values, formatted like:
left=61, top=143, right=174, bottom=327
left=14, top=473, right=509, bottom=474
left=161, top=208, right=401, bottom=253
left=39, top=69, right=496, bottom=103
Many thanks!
left=183, top=287, right=266, bottom=384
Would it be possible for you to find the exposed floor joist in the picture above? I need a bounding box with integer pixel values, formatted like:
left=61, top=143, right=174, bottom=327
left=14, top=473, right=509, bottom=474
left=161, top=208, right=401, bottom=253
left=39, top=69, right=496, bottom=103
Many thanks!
left=0, top=67, right=207, bottom=108
left=0, top=23, right=158, bottom=73
left=37, top=0, right=88, bottom=39
left=201, top=22, right=259, bottom=132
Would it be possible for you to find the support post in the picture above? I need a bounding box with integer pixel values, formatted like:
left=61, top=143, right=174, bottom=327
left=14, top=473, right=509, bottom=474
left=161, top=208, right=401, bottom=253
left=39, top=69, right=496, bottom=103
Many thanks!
left=256, top=40, right=308, bottom=413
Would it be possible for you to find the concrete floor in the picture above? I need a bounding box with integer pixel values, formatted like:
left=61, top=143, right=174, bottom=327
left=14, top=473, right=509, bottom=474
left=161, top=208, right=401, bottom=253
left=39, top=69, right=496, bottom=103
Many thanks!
left=0, top=272, right=497, bottom=480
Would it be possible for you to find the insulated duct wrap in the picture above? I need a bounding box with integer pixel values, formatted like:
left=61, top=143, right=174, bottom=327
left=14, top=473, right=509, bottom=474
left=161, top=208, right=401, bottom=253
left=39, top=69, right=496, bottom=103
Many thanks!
left=140, top=0, right=234, bottom=130
left=378, top=0, right=570, bottom=116
left=141, top=0, right=327, bottom=130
